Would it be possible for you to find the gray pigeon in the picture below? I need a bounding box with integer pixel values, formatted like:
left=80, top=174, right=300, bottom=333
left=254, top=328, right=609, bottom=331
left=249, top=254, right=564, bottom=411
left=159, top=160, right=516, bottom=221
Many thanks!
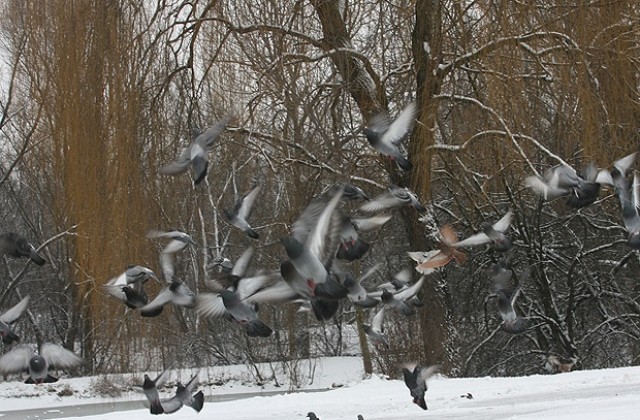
left=0, top=296, right=30, bottom=345
left=363, top=306, right=388, bottom=349
left=140, top=366, right=172, bottom=415
left=206, top=246, right=255, bottom=290
left=160, top=115, right=231, bottom=185
left=364, top=102, right=416, bottom=171
left=611, top=169, right=640, bottom=249
left=104, top=265, right=159, bottom=310
left=307, top=412, right=320, bottom=420
left=197, top=272, right=277, bottom=337
left=162, top=371, right=204, bottom=414
left=493, top=268, right=530, bottom=334
left=281, top=187, right=346, bottom=300
left=359, top=185, right=426, bottom=214
left=402, top=363, right=439, bottom=410
left=452, top=210, right=513, bottom=252
left=0, top=342, right=83, bottom=384
left=224, top=184, right=261, bottom=239
left=140, top=279, right=197, bottom=317
left=0, top=232, right=46, bottom=265
left=146, top=230, right=196, bottom=281
left=371, top=275, right=425, bottom=316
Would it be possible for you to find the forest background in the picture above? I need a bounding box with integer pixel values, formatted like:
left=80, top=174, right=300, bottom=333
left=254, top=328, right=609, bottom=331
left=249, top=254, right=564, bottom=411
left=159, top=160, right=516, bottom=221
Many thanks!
left=0, top=0, right=639, bottom=381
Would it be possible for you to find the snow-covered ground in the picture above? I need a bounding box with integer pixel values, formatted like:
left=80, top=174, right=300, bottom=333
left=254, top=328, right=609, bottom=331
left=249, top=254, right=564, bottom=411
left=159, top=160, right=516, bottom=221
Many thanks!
left=1, top=357, right=639, bottom=419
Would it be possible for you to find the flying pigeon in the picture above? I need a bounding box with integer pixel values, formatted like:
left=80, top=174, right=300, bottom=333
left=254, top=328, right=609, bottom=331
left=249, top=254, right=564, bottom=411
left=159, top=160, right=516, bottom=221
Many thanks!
left=408, top=225, right=466, bottom=272
left=359, top=185, right=426, bottom=214
left=492, top=267, right=530, bottom=334
left=525, top=154, right=635, bottom=208
left=371, top=275, right=425, bottom=317
left=0, top=342, right=83, bottom=384
left=196, top=282, right=274, bottom=337
left=139, top=366, right=172, bottom=415
left=336, top=214, right=391, bottom=262
left=0, top=232, right=46, bottom=265
left=104, top=265, right=159, bottom=310
left=611, top=170, right=640, bottom=249
left=452, top=210, right=513, bottom=252
left=375, top=268, right=423, bottom=308
left=281, top=187, right=346, bottom=300
left=363, top=306, right=388, bottom=349
left=364, top=102, right=416, bottom=171
left=402, top=363, right=440, bottom=410
left=140, top=279, right=197, bottom=317
left=160, top=115, right=231, bottom=185
left=224, top=183, right=261, bottom=239
left=146, top=230, right=196, bottom=281
left=206, top=246, right=255, bottom=290
left=162, top=371, right=204, bottom=414
left=0, top=296, right=30, bottom=345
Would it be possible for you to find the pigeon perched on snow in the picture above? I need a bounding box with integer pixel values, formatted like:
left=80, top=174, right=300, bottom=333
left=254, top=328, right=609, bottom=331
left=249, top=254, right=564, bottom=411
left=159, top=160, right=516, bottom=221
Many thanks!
left=0, top=296, right=30, bottom=344
left=160, top=115, right=231, bottom=185
left=359, top=185, right=426, bottom=214
left=140, top=366, right=172, bottom=415
left=363, top=306, right=388, bottom=349
left=162, top=371, right=204, bottom=414
left=402, top=363, right=439, bottom=410
left=452, top=210, right=513, bottom=252
left=224, top=183, right=261, bottom=239
left=0, top=232, right=46, bottom=265
left=364, top=102, right=416, bottom=171
left=0, top=342, right=83, bottom=384
left=610, top=168, right=640, bottom=249
left=307, top=412, right=320, bottom=420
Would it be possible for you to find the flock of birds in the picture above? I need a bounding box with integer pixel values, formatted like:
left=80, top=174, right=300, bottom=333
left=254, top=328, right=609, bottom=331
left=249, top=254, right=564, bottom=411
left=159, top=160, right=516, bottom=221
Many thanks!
left=0, top=101, right=637, bottom=415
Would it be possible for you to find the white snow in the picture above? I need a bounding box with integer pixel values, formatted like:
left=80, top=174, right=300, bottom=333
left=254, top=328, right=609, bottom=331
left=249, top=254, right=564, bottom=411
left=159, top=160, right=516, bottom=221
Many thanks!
left=0, top=357, right=640, bottom=419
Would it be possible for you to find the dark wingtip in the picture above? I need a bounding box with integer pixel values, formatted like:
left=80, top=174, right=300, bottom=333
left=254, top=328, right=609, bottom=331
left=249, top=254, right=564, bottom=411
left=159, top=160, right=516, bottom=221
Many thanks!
left=247, top=229, right=260, bottom=240
left=414, top=397, right=428, bottom=410
left=149, top=400, right=165, bottom=415
left=30, top=251, right=46, bottom=266
left=140, top=306, right=164, bottom=318
left=191, top=390, right=205, bottom=412
left=245, top=320, right=273, bottom=337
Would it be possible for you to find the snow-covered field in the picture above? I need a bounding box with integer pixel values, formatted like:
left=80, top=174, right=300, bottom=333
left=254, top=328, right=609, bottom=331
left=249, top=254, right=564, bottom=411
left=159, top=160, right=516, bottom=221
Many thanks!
left=1, top=357, right=639, bottom=419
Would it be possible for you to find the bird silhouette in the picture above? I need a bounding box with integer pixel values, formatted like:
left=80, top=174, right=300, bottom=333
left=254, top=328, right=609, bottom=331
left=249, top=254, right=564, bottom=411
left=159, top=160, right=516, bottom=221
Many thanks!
left=160, top=115, right=231, bottom=185
left=364, top=102, right=416, bottom=171
left=0, top=296, right=30, bottom=345
left=224, top=183, right=261, bottom=239
left=0, top=342, right=83, bottom=384
left=402, top=363, right=439, bottom=410
left=0, top=232, right=46, bottom=265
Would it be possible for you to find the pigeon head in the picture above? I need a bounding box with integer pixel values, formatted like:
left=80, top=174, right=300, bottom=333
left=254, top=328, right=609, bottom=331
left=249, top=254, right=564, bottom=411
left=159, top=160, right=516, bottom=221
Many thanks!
left=29, top=355, right=46, bottom=375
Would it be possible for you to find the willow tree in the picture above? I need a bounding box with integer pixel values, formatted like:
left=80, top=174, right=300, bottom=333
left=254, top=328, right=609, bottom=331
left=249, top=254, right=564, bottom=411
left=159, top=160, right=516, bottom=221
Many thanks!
left=8, top=0, right=177, bottom=370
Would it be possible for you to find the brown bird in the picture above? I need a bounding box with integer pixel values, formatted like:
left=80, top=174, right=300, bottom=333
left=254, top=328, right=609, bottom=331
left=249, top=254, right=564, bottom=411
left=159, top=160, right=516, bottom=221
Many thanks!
left=408, top=225, right=466, bottom=273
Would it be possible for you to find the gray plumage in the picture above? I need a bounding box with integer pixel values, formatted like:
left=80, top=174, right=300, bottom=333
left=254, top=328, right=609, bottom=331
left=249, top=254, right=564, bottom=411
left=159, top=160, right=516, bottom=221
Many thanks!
left=162, top=371, right=204, bottom=414
left=307, top=412, right=320, bottom=420
left=611, top=169, right=640, bottom=249
left=493, top=267, right=530, bottom=334
left=140, top=280, right=196, bottom=317
left=359, top=185, right=426, bottom=213
left=0, top=342, right=83, bottom=384
left=0, top=232, right=46, bottom=265
left=104, top=266, right=159, bottom=310
left=363, top=102, right=416, bottom=171
left=363, top=306, right=388, bottom=349
left=402, top=363, right=439, bottom=410
left=141, top=366, right=172, bottom=415
left=452, top=210, right=513, bottom=252
left=0, top=296, right=29, bottom=345
left=146, top=230, right=196, bottom=281
left=224, top=184, right=261, bottom=239
left=160, top=115, right=231, bottom=185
